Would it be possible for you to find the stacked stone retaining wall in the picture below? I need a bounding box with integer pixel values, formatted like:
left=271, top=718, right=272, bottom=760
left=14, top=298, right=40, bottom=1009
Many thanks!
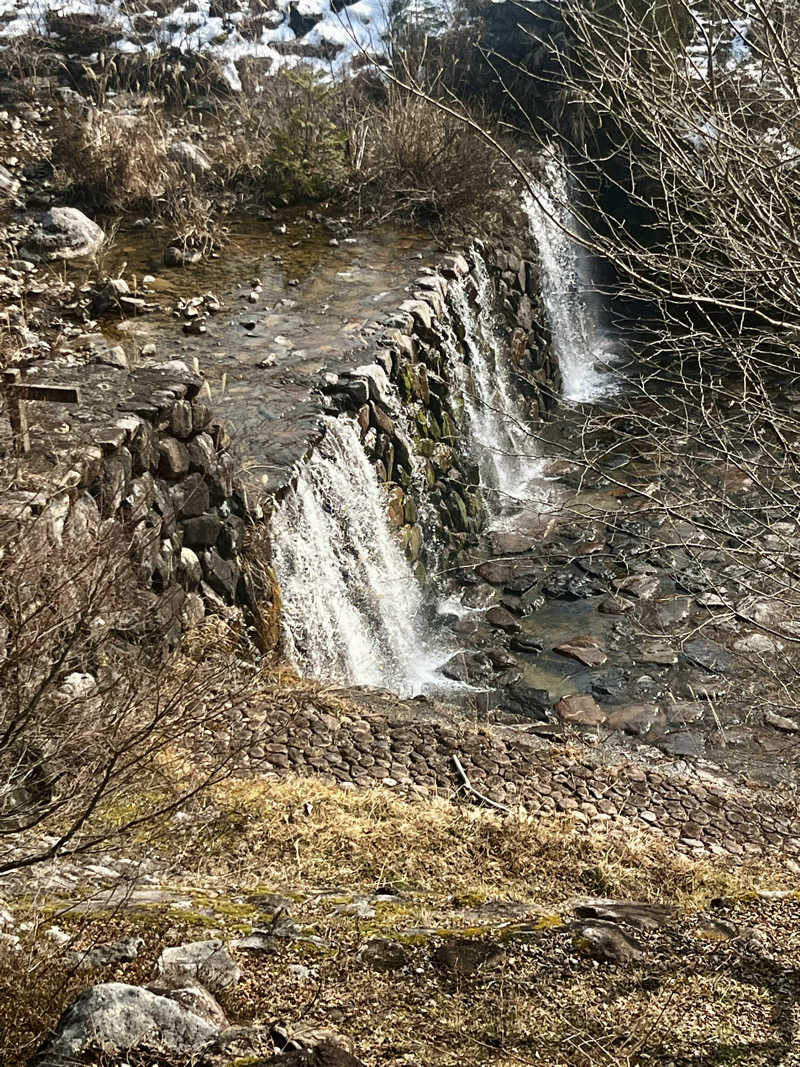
left=318, top=242, right=557, bottom=578
left=226, top=693, right=800, bottom=868
left=1, top=360, right=248, bottom=640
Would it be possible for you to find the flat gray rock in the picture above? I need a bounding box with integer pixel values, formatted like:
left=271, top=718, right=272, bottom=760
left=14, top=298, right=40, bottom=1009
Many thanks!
left=157, top=939, right=241, bottom=993
left=33, top=982, right=221, bottom=1065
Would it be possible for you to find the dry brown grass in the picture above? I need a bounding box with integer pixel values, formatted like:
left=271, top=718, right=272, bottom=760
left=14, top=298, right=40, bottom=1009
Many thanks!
left=165, top=775, right=773, bottom=910
left=357, top=88, right=515, bottom=231
left=51, top=103, right=174, bottom=212
left=2, top=771, right=796, bottom=1067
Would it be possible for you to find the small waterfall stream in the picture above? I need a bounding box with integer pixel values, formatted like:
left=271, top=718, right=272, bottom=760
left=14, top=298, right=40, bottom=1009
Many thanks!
left=445, top=256, right=545, bottom=517
left=272, top=163, right=614, bottom=692
left=272, top=416, right=447, bottom=695
left=524, top=153, right=618, bottom=403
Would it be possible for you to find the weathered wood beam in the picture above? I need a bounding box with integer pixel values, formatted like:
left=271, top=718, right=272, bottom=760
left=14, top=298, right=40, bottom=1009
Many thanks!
left=2, top=369, right=81, bottom=455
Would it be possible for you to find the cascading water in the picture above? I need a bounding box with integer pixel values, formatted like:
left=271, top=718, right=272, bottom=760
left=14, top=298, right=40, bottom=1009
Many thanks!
left=443, top=254, right=547, bottom=518
left=524, top=152, right=618, bottom=403
left=271, top=415, right=447, bottom=695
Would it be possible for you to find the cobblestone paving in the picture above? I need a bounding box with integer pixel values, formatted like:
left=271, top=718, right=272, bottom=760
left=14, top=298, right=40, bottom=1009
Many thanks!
left=233, top=692, right=800, bottom=868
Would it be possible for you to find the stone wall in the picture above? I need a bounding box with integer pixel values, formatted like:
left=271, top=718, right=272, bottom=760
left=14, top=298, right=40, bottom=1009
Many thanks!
left=2, top=359, right=248, bottom=641
left=224, top=692, right=800, bottom=869
left=318, top=241, right=557, bottom=580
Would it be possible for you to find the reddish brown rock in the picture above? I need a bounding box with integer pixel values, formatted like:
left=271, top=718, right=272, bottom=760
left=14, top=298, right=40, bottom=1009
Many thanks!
left=555, top=694, right=606, bottom=726
left=606, top=704, right=663, bottom=735
left=554, top=636, right=608, bottom=668
left=486, top=605, right=521, bottom=633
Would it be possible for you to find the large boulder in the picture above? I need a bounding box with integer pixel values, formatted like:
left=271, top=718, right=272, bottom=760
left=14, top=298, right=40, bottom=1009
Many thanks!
left=26, top=207, right=105, bottom=260
left=32, top=982, right=223, bottom=1066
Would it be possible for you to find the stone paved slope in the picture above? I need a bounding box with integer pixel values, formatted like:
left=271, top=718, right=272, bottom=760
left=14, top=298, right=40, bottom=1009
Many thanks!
left=227, top=691, right=800, bottom=868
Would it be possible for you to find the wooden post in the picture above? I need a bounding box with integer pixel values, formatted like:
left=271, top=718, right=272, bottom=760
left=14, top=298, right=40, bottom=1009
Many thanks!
left=3, top=369, right=29, bottom=454
left=2, top=369, right=81, bottom=455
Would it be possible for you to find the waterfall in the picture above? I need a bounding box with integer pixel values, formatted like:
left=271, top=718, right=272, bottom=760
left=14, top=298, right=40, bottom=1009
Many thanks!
left=271, top=415, right=447, bottom=695
left=443, top=254, right=546, bottom=517
left=523, top=152, right=618, bottom=403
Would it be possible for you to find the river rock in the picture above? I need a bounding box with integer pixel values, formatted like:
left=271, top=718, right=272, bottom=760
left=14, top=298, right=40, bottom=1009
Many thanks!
left=509, top=634, right=544, bottom=654
left=441, top=651, right=493, bottom=684
left=638, top=643, right=678, bottom=666
left=476, top=558, right=539, bottom=585
left=664, top=700, right=705, bottom=725
left=489, top=530, right=534, bottom=554
left=502, top=683, right=554, bottom=721
left=485, top=647, right=520, bottom=670
left=659, top=730, right=704, bottom=757
left=733, top=632, right=782, bottom=654
left=605, top=703, right=662, bottom=735
left=682, top=637, right=732, bottom=674
left=554, top=636, right=607, bottom=668
left=555, top=693, right=606, bottom=726
left=27, top=207, right=105, bottom=260
left=764, top=710, right=799, bottom=733
left=32, top=982, right=222, bottom=1066
left=486, top=605, right=521, bottom=633
left=165, top=245, right=204, bottom=267
left=599, top=594, right=634, bottom=615
left=168, top=140, right=212, bottom=174
left=649, top=596, right=693, bottom=629
left=157, top=939, right=241, bottom=993
left=615, top=574, right=661, bottom=600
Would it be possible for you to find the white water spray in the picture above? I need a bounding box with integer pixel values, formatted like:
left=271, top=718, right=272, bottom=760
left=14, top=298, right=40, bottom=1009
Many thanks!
left=271, top=415, right=447, bottom=695
left=524, top=152, right=618, bottom=403
left=443, top=254, right=547, bottom=516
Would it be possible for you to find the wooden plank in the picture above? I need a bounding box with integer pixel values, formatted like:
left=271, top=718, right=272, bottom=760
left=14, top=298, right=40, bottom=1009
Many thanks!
left=6, top=393, right=29, bottom=454
left=2, top=370, right=80, bottom=455
left=9, top=384, right=81, bottom=405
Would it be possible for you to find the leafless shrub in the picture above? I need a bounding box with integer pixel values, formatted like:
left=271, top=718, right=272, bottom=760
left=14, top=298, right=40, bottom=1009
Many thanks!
left=0, top=488, right=252, bottom=876
left=357, top=85, right=515, bottom=229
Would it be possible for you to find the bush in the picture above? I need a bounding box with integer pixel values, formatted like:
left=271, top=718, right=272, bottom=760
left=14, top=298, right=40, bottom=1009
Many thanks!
left=51, top=104, right=173, bottom=213
left=0, top=488, right=246, bottom=876
left=261, top=68, right=350, bottom=201
left=358, top=88, right=515, bottom=229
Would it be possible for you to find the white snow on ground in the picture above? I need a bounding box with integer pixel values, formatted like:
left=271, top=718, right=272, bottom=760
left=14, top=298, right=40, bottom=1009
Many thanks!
left=0, top=0, right=411, bottom=87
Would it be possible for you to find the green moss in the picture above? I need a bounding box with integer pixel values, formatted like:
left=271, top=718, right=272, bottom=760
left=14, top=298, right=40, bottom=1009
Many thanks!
left=451, top=891, right=488, bottom=908
left=289, top=939, right=335, bottom=961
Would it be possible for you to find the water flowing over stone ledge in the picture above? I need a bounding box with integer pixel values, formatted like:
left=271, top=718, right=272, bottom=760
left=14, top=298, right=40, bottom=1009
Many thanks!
left=0, top=231, right=557, bottom=651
